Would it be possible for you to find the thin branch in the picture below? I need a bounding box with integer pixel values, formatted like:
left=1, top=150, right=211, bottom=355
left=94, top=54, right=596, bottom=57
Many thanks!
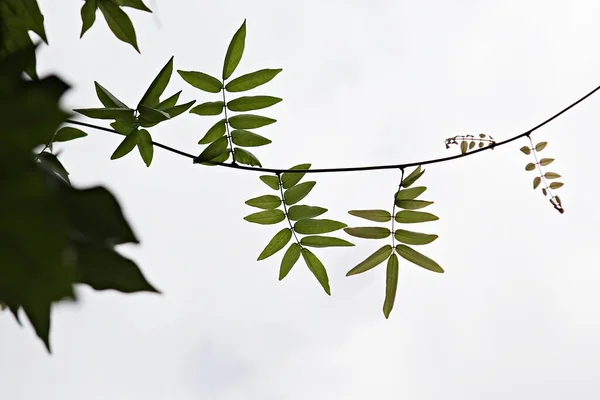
left=66, top=82, right=600, bottom=174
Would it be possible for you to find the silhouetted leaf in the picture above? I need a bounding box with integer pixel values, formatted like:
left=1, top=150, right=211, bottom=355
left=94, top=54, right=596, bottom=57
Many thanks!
left=198, top=119, right=226, bottom=144
left=94, top=81, right=128, bottom=108
left=222, top=20, right=246, bottom=80
left=231, top=130, right=271, bottom=147
left=244, top=209, right=285, bottom=225
left=301, top=248, right=331, bottom=295
left=37, top=152, right=69, bottom=183
left=98, top=0, right=139, bottom=52
left=117, top=0, right=152, bottom=12
left=228, top=114, right=276, bottom=129
left=177, top=70, right=222, bottom=93
left=257, top=228, right=292, bottom=260
left=190, top=101, right=224, bottom=116
left=227, top=96, right=282, bottom=112
left=53, top=127, right=87, bottom=142
left=344, top=227, right=390, bottom=239
left=74, top=107, right=134, bottom=120
left=260, top=175, right=280, bottom=191
left=279, top=243, right=300, bottom=280
left=111, top=130, right=140, bottom=160
left=138, top=105, right=170, bottom=124
left=138, top=56, right=173, bottom=107
left=284, top=181, right=316, bottom=205
left=394, top=229, right=438, bottom=245
left=282, top=163, right=311, bottom=189
left=287, top=205, right=327, bottom=221
left=395, top=245, right=443, bottom=273
left=394, top=210, right=439, bottom=223
left=383, top=253, right=398, bottom=319
left=401, top=166, right=424, bottom=188
left=300, top=236, right=354, bottom=248
left=156, top=91, right=180, bottom=109
left=395, top=199, right=434, bottom=210
left=245, top=195, right=281, bottom=209
left=348, top=210, right=391, bottom=222
left=80, top=0, right=98, bottom=37
left=197, top=136, right=228, bottom=162
left=346, top=245, right=392, bottom=276
left=137, top=129, right=153, bottom=166
left=160, top=100, right=194, bottom=119
left=234, top=147, right=261, bottom=166
left=225, top=68, right=283, bottom=92
left=294, top=219, right=347, bottom=235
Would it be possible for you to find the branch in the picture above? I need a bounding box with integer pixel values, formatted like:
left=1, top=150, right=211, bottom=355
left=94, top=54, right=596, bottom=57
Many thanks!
left=66, top=82, right=600, bottom=174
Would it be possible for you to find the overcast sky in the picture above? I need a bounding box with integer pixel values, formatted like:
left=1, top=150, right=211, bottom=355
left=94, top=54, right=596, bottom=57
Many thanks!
left=2, top=1, right=600, bottom=399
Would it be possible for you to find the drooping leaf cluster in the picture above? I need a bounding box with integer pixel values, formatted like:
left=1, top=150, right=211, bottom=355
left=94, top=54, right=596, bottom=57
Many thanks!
left=344, top=166, right=442, bottom=318
left=520, top=140, right=564, bottom=213
left=244, top=165, right=352, bottom=295
left=179, top=20, right=282, bottom=167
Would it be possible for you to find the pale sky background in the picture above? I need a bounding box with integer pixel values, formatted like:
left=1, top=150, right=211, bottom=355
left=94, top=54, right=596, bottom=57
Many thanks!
left=1, top=1, right=600, bottom=399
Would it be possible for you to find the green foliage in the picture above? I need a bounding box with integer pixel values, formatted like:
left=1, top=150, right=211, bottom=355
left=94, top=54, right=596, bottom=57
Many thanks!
left=445, top=133, right=495, bottom=154
left=53, top=127, right=88, bottom=142
left=225, top=69, right=283, bottom=92
left=222, top=20, right=246, bottom=80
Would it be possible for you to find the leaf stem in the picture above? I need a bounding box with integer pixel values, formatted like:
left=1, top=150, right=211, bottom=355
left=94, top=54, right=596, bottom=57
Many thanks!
left=222, top=86, right=236, bottom=163
left=391, top=169, right=405, bottom=249
left=277, top=173, right=302, bottom=247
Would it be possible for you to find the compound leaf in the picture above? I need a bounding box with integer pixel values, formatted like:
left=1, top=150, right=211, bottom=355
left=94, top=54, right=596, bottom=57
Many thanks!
left=395, top=199, right=434, bottom=210
left=234, top=147, right=261, bottom=167
left=259, top=175, right=280, bottom=191
left=190, top=101, right=224, bottom=116
left=196, top=136, right=229, bottom=163
left=401, top=166, right=425, bottom=188
left=231, top=130, right=271, bottom=147
left=395, top=186, right=426, bottom=201
left=198, top=119, right=226, bottom=144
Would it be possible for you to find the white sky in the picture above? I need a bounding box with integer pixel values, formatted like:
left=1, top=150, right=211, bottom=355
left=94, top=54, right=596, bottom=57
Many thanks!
left=1, top=1, right=600, bottom=399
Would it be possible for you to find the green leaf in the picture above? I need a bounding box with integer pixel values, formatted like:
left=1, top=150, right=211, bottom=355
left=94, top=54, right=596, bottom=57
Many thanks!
left=75, top=242, right=158, bottom=293
left=344, top=227, right=390, bottom=239
left=156, top=91, right=180, bottom=109
left=257, top=228, right=292, bottom=261
left=533, top=176, right=541, bottom=189
left=231, top=130, right=272, bottom=147
left=525, top=163, right=536, bottom=171
left=198, top=149, right=230, bottom=166
left=53, top=127, right=87, bottom=142
left=284, top=181, right=316, bottom=205
left=80, top=0, right=98, bottom=37
left=222, top=20, right=246, bottom=80
left=549, top=182, right=564, bottom=189
left=244, top=209, right=285, bottom=225
left=115, top=0, right=152, bottom=12
left=535, top=142, right=548, bottom=152
left=234, top=147, right=261, bottom=167
left=138, top=105, right=170, bottom=124
left=111, top=130, right=140, bottom=160
left=198, top=119, right=226, bottom=144
left=394, top=229, right=438, bottom=245
left=37, top=152, right=70, bottom=184
left=460, top=141, right=468, bottom=154
left=279, top=243, right=301, bottom=280
left=190, top=101, right=224, bottom=116
left=282, top=163, right=311, bottom=189
left=300, top=236, right=354, bottom=248
left=74, top=107, right=134, bottom=120
left=259, top=175, right=279, bottom=191
left=544, top=172, right=561, bottom=179
left=395, top=210, right=439, bottom=223
left=228, top=114, right=276, bottom=129
left=469, top=141, right=476, bottom=150
left=177, top=70, right=223, bottom=93
left=110, top=119, right=136, bottom=135
left=225, top=69, right=283, bottom=92
left=196, top=135, right=229, bottom=163
left=383, top=253, right=398, bottom=319
left=401, top=166, right=425, bottom=188
left=98, top=0, right=140, bottom=52
left=348, top=210, right=391, bottom=223
left=287, top=205, right=327, bottom=221
left=395, top=199, right=434, bottom=210
left=227, top=96, right=282, bottom=112
left=395, top=186, right=426, bottom=201
left=137, top=129, right=153, bottom=166
left=520, top=146, right=531, bottom=155
left=94, top=81, right=128, bottom=108
left=138, top=56, right=173, bottom=107
left=245, top=195, right=281, bottom=210
left=346, top=245, right=392, bottom=276
left=160, top=100, right=195, bottom=119
left=395, top=245, right=443, bottom=273
left=539, top=158, right=554, bottom=166
left=7, top=0, right=48, bottom=43
left=301, top=248, right=331, bottom=295
left=294, top=219, right=347, bottom=235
